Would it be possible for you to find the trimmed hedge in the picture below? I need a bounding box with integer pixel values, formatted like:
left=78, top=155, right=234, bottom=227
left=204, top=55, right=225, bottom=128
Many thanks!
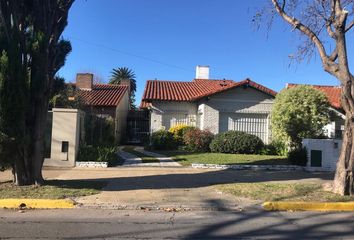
left=209, top=131, right=264, bottom=154
left=150, top=130, right=176, bottom=150
left=183, top=128, right=214, bottom=152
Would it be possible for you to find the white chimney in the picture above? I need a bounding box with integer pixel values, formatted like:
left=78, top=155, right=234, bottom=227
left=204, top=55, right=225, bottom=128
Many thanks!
left=195, top=65, right=209, bottom=79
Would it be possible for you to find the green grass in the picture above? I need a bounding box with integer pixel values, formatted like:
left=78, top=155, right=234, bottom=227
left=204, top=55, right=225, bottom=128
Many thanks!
left=217, top=182, right=354, bottom=202
left=122, top=146, right=160, bottom=163
left=158, top=151, right=289, bottom=166
left=0, top=180, right=107, bottom=199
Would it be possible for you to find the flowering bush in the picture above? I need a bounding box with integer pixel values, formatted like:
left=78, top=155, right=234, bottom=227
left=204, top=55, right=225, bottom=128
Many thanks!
left=168, top=124, right=196, bottom=145
left=183, top=128, right=214, bottom=152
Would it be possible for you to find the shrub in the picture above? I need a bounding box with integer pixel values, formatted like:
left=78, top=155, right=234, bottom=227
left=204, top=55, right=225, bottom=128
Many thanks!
left=288, top=147, right=308, bottom=166
left=271, top=85, right=330, bottom=148
left=260, top=141, right=288, bottom=156
left=150, top=130, right=176, bottom=150
left=78, top=146, right=118, bottom=166
left=168, top=124, right=196, bottom=145
left=183, top=128, right=214, bottom=152
left=209, top=131, right=264, bottom=154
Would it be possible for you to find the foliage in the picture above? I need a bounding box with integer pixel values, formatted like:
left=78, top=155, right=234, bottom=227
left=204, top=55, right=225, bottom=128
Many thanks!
left=49, top=84, right=83, bottom=109
left=287, top=147, right=308, bottom=166
left=85, top=115, right=115, bottom=147
left=0, top=0, right=74, bottom=185
left=183, top=128, right=214, bottom=152
left=259, top=141, right=288, bottom=156
left=210, top=131, right=264, bottom=154
left=109, top=67, right=137, bottom=109
left=78, top=146, right=118, bottom=166
left=271, top=85, right=330, bottom=149
left=168, top=124, right=195, bottom=145
left=150, top=130, right=176, bottom=150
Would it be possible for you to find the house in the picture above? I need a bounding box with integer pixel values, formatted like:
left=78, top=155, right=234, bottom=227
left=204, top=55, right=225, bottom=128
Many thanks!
left=140, top=66, right=277, bottom=144
left=75, top=73, right=131, bottom=143
left=286, top=83, right=344, bottom=139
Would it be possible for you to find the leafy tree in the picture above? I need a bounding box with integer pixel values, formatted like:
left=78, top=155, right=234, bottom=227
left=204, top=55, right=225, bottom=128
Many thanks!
left=109, top=67, right=136, bottom=108
left=256, top=0, right=353, bottom=195
left=271, top=85, right=330, bottom=149
left=49, top=77, right=83, bottom=109
left=0, top=0, right=74, bottom=185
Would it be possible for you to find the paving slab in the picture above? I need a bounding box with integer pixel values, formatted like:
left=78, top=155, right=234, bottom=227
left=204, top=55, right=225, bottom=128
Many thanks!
left=134, top=146, right=181, bottom=167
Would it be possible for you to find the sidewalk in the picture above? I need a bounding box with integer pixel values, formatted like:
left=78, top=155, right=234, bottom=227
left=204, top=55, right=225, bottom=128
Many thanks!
left=119, top=146, right=181, bottom=167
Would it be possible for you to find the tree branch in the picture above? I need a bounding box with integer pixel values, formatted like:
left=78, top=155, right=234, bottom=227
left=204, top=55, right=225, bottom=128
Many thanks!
left=271, top=0, right=329, bottom=61
left=346, top=20, right=354, bottom=32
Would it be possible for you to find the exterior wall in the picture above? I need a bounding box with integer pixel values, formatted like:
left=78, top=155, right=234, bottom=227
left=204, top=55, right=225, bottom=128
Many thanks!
left=115, top=91, right=130, bottom=143
left=150, top=101, right=197, bottom=132
left=324, top=111, right=345, bottom=139
left=302, top=138, right=342, bottom=171
left=44, top=108, right=84, bottom=167
left=198, top=87, right=274, bottom=143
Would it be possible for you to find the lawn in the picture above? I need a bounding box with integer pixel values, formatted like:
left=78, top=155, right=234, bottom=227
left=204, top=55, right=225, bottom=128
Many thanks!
left=158, top=151, right=289, bottom=166
left=122, top=146, right=160, bottom=163
left=0, top=180, right=107, bottom=199
left=217, top=182, right=354, bottom=202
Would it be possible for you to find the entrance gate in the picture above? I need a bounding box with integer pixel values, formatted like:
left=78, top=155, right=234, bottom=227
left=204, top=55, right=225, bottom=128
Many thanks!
left=126, top=110, right=150, bottom=144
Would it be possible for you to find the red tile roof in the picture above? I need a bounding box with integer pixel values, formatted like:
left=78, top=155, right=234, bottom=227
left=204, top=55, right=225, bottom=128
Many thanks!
left=79, top=84, right=129, bottom=107
left=287, top=83, right=342, bottom=110
left=140, top=78, right=276, bottom=108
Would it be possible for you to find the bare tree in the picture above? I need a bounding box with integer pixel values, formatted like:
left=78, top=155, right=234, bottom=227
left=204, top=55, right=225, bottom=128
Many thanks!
left=258, top=0, right=353, bottom=195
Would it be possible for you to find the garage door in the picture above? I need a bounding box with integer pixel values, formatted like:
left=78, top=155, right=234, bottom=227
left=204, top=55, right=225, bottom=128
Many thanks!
left=220, top=113, right=270, bottom=144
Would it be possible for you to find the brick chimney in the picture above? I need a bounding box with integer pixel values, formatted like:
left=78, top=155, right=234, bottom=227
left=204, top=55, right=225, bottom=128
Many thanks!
left=76, top=73, right=93, bottom=90
left=195, top=65, right=209, bottom=79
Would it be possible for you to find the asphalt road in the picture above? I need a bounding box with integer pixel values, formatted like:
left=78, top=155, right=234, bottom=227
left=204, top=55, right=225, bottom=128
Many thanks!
left=1, top=208, right=354, bottom=239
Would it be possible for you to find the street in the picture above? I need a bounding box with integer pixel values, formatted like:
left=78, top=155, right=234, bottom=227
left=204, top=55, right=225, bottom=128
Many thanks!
left=1, top=208, right=354, bottom=239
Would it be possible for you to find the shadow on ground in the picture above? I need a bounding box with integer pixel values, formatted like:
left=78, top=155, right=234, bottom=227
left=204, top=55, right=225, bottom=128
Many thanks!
left=48, top=169, right=333, bottom=192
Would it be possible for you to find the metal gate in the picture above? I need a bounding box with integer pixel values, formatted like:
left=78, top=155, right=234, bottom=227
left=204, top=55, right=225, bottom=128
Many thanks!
left=126, top=110, right=150, bottom=144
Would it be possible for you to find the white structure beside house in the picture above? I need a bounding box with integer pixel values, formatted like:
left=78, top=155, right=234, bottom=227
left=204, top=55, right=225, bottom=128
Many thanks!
left=302, top=138, right=342, bottom=172
left=141, top=66, right=277, bottom=144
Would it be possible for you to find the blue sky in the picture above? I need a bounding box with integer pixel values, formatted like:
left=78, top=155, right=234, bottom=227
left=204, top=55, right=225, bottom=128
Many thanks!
left=59, top=0, right=353, bottom=105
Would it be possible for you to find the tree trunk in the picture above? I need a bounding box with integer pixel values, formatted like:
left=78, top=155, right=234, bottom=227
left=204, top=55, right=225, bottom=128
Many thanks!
left=333, top=88, right=354, bottom=195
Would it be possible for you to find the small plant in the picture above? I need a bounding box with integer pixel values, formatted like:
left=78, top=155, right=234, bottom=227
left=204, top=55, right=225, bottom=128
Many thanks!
left=210, top=131, right=264, bottom=154
left=150, top=130, right=176, bottom=150
left=260, top=141, right=288, bottom=156
left=183, top=128, right=214, bottom=152
left=168, top=124, right=195, bottom=145
left=78, top=145, right=118, bottom=166
left=288, top=147, right=308, bottom=166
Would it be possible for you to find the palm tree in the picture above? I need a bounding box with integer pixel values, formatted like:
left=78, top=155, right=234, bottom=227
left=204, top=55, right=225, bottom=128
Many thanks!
left=109, top=67, right=137, bottom=108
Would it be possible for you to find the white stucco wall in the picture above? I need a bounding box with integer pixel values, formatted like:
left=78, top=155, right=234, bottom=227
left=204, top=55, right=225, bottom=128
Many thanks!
left=44, top=108, right=83, bottom=167
left=198, top=87, right=274, bottom=142
left=302, top=138, right=342, bottom=171
left=150, top=101, right=197, bottom=132
left=115, top=91, right=130, bottom=143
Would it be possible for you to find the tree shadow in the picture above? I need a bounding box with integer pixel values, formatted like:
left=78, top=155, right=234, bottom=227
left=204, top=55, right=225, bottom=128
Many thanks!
left=48, top=169, right=333, bottom=192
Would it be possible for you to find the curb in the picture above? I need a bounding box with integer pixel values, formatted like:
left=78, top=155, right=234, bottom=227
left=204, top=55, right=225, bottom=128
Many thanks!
left=0, top=199, right=75, bottom=209
left=263, top=201, right=354, bottom=211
